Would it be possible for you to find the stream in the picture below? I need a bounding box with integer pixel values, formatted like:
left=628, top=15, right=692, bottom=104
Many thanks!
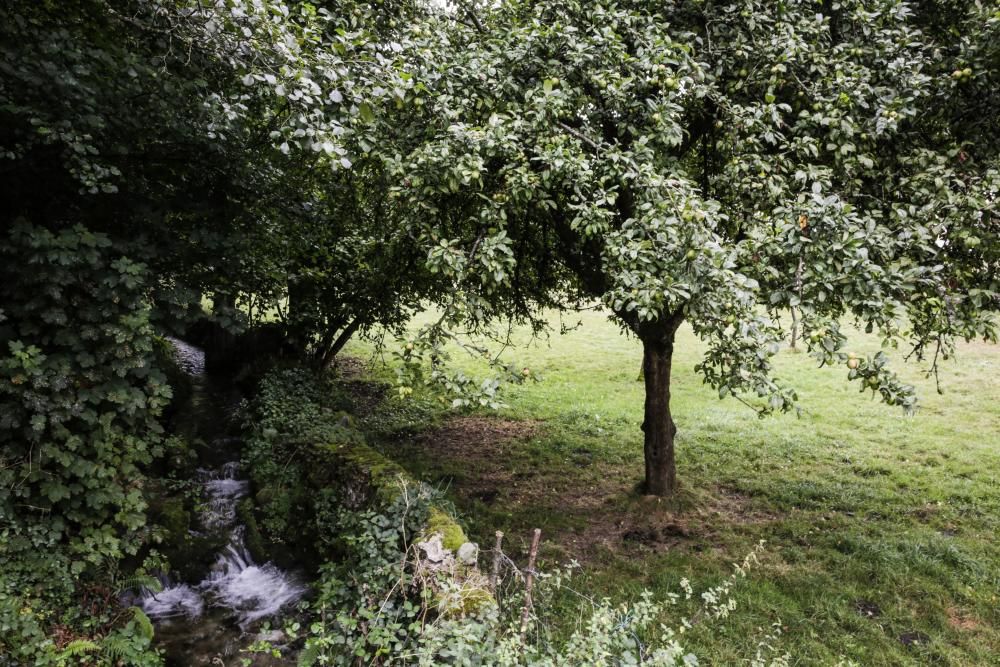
left=139, top=338, right=305, bottom=665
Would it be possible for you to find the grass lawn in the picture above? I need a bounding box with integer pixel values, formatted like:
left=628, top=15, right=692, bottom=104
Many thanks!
left=343, top=310, right=1000, bottom=666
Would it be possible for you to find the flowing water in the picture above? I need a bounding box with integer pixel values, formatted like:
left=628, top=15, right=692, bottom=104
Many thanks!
left=140, top=338, right=304, bottom=664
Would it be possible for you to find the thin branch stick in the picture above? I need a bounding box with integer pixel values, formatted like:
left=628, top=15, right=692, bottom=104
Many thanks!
left=519, top=528, right=542, bottom=639
left=789, top=255, right=804, bottom=349
left=460, top=2, right=485, bottom=33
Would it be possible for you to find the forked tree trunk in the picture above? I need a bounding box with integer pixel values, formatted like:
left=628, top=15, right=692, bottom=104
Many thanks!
left=318, top=316, right=363, bottom=369
left=640, top=335, right=678, bottom=495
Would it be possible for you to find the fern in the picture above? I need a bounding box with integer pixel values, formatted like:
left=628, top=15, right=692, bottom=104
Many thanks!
left=297, top=642, right=323, bottom=667
left=129, top=607, right=155, bottom=641
left=115, top=573, right=163, bottom=596
left=101, top=635, right=131, bottom=662
left=59, top=639, right=100, bottom=657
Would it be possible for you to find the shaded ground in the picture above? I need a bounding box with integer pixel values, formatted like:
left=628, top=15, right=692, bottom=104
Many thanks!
left=394, top=415, right=778, bottom=563
left=332, top=355, right=385, bottom=418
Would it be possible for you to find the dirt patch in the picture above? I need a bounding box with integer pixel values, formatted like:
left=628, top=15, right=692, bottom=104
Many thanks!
left=333, top=356, right=386, bottom=417
left=402, top=416, right=777, bottom=563
left=854, top=599, right=881, bottom=618
left=911, top=502, right=941, bottom=522
left=946, top=606, right=981, bottom=631
left=418, top=416, right=540, bottom=458
left=569, top=489, right=777, bottom=561
left=711, top=486, right=781, bottom=525
left=622, top=523, right=690, bottom=546
left=622, top=526, right=660, bottom=545
left=472, top=488, right=500, bottom=504
left=333, top=355, right=369, bottom=380
left=898, top=631, right=930, bottom=647
left=345, top=379, right=386, bottom=418
left=407, top=416, right=544, bottom=519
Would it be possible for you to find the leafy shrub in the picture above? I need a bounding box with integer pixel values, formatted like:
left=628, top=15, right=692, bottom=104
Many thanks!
left=0, top=563, right=164, bottom=666
left=295, top=484, right=436, bottom=666
left=52, top=608, right=160, bottom=667
left=0, top=223, right=170, bottom=567
left=401, top=539, right=790, bottom=667
left=240, top=367, right=358, bottom=544
left=0, top=223, right=167, bottom=665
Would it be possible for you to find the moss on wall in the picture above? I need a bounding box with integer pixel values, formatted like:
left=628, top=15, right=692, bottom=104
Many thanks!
left=424, top=507, right=468, bottom=552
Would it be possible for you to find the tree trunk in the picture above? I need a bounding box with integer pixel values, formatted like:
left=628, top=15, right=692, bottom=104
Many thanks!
left=640, top=335, right=678, bottom=496
left=790, top=306, right=800, bottom=350
left=286, top=277, right=312, bottom=354
left=789, top=255, right=804, bottom=350
left=318, top=316, right=363, bottom=369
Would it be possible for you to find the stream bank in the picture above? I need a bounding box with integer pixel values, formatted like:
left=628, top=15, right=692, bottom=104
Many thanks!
left=141, top=338, right=493, bottom=665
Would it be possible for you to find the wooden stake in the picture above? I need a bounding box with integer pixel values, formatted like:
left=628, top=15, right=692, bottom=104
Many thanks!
left=490, top=530, right=504, bottom=591
left=519, top=528, right=542, bottom=639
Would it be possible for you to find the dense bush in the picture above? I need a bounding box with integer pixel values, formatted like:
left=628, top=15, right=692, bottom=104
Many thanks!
left=0, top=223, right=166, bottom=664
left=296, top=485, right=437, bottom=666
left=0, top=222, right=167, bottom=565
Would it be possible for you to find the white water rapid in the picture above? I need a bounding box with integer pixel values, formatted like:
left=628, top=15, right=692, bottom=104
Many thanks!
left=141, top=339, right=304, bottom=631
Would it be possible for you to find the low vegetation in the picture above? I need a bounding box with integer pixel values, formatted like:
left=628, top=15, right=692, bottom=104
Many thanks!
left=238, top=365, right=792, bottom=666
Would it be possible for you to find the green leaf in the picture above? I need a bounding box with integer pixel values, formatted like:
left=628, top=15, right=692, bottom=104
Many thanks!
left=359, top=102, right=375, bottom=123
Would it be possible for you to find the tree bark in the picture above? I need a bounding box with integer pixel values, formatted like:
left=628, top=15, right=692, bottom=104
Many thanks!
left=640, top=331, right=679, bottom=495
left=789, top=306, right=800, bottom=350
left=286, top=277, right=313, bottom=354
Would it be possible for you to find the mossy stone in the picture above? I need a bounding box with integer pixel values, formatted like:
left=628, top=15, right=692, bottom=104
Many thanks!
left=321, top=440, right=412, bottom=505
left=437, top=585, right=496, bottom=618
left=237, top=499, right=268, bottom=564
left=425, top=507, right=467, bottom=552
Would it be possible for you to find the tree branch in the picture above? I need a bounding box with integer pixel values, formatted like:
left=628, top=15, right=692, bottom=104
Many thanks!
left=557, top=122, right=603, bottom=153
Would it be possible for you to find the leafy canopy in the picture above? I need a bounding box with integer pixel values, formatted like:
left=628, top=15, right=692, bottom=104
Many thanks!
left=377, top=0, right=998, bottom=412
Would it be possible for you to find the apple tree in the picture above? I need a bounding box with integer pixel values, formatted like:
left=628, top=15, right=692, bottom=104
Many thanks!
left=385, top=0, right=999, bottom=494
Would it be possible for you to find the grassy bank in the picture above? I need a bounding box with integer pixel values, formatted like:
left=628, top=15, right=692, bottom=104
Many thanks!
left=344, top=310, right=999, bottom=666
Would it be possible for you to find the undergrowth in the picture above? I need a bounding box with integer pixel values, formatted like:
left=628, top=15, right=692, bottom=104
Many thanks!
left=241, top=367, right=794, bottom=665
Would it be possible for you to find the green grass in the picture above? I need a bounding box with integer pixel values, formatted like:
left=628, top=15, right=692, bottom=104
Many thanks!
left=344, top=311, right=1000, bottom=666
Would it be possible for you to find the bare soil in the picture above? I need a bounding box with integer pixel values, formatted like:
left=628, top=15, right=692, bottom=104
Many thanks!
left=946, top=606, right=982, bottom=632
left=402, top=415, right=778, bottom=562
